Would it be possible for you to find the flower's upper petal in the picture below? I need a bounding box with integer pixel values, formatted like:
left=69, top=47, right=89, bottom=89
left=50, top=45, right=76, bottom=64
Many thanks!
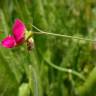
left=1, top=36, right=16, bottom=48
left=12, top=19, right=26, bottom=44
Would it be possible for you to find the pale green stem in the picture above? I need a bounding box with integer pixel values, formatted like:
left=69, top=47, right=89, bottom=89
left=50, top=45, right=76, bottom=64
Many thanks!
left=38, top=50, right=85, bottom=81
left=31, top=24, right=96, bottom=42
left=44, top=57, right=85, bottom=81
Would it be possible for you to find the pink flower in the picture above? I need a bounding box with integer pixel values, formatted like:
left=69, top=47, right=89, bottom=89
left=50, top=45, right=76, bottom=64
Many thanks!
left=13, top=19, right=26, bottom=44
left=1, top=19, right=26, bottom=48
left=1, top=36, right=16, bottom=48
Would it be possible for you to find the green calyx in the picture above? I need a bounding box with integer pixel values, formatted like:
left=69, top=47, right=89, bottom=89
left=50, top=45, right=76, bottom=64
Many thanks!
left=25, top=30, right=33, bottom=40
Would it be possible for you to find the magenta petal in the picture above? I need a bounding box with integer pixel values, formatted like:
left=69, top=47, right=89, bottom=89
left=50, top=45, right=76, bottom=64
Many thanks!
left=1, top=36, right=16, bottom=48
left=12, top=19, right=26, bottom=44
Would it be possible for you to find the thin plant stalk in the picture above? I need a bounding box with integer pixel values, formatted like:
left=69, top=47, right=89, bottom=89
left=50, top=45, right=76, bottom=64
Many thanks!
left=31, top=24, right=96, bottom=42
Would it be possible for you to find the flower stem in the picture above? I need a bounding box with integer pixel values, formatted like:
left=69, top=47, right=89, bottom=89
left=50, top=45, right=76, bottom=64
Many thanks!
left=32, top=24, right=96, bottom=42
left=44, top=57, right=85, bottom=81
left=38, top=50, right=85, bottom=81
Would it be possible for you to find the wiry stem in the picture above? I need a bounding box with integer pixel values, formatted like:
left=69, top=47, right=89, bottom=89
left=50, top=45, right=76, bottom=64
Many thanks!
left=37, top=49, right=85, bottom=81
left=43, top=55, right=85, bottom=81
left=32, top=24, right=96, bottom=42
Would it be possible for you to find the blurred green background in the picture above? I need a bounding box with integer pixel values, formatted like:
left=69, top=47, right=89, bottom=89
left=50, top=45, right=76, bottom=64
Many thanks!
left=0, top=0, right=96, bottom=96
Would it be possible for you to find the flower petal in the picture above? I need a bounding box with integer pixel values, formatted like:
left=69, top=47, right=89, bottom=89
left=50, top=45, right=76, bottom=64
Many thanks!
left=12, top=19, right=26, bottom=44
left=1, top=36, right=16, bottom=48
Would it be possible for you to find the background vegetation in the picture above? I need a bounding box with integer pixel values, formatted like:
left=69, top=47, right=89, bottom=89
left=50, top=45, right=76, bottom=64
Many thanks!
left=0, top=0, right=96, bottom=96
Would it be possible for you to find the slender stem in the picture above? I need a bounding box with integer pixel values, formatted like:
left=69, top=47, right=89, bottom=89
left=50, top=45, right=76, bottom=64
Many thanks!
left=32, top=24, right=96, bottom=42
left=45, top=58, right=85, bottom=81
left=38, top=50, right=85, bottom=81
